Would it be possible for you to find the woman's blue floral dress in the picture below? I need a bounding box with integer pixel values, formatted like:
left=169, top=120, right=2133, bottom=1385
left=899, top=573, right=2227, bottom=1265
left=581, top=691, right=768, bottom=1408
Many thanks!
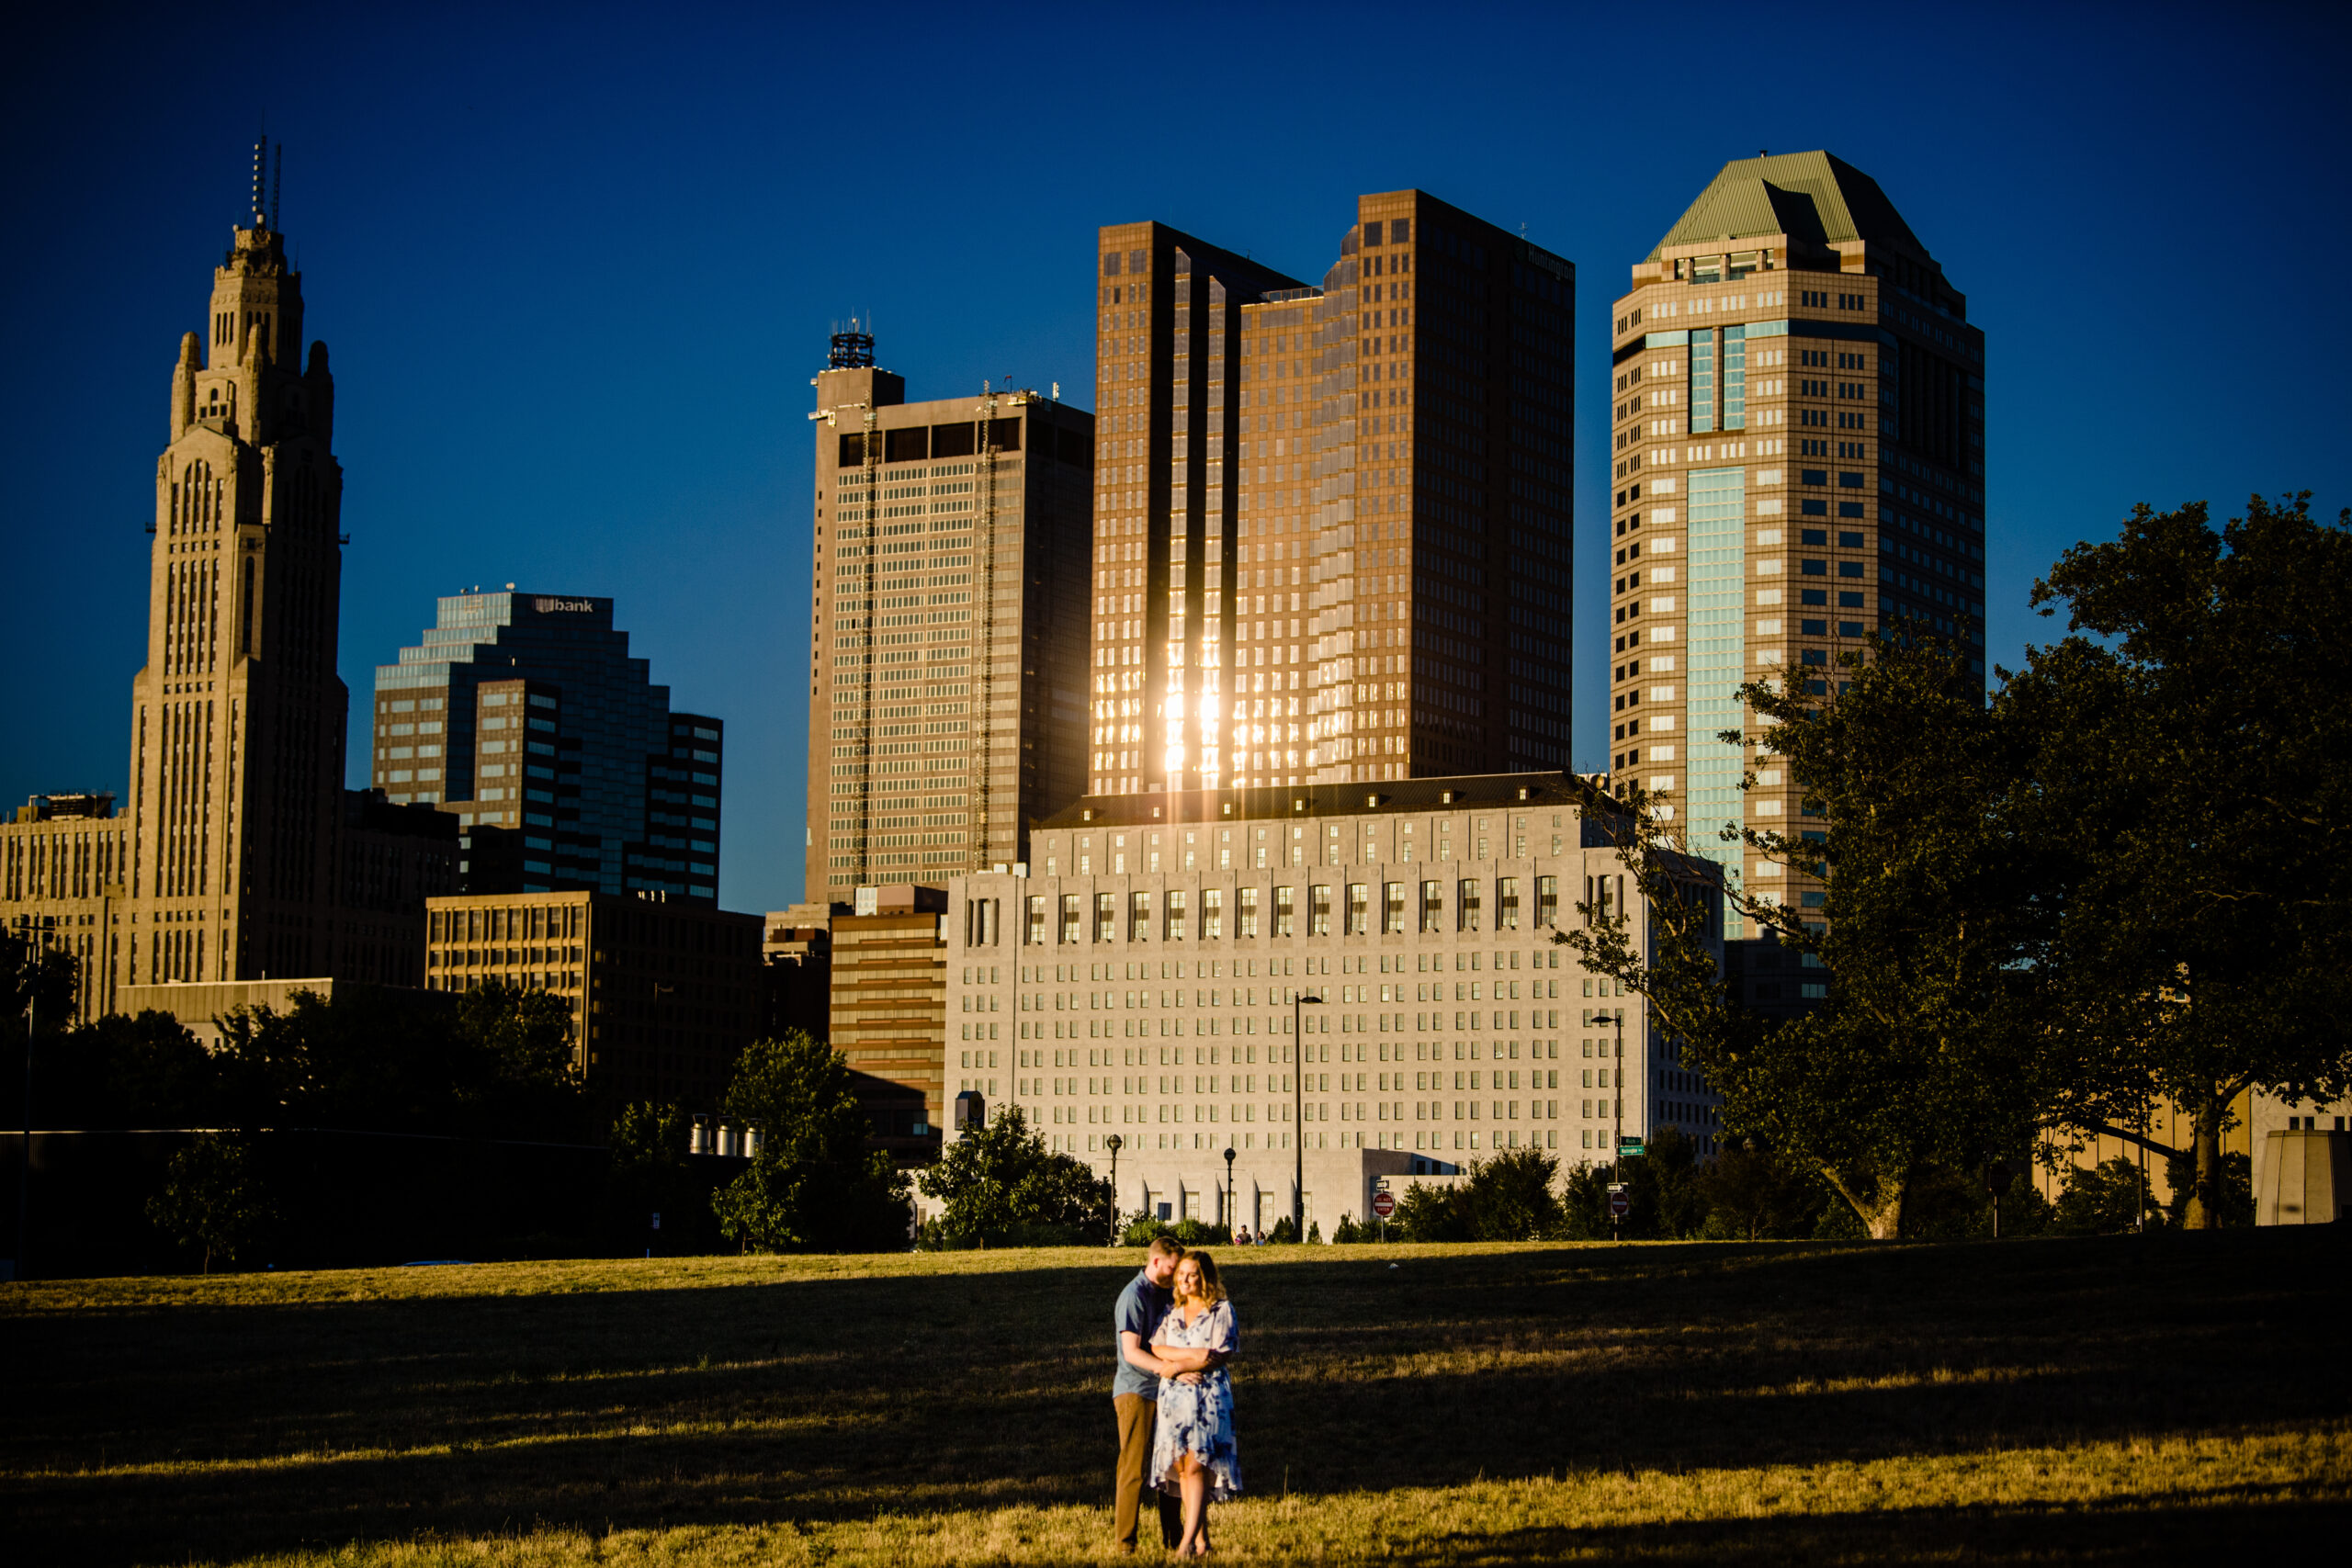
left=1148, top=1299, right=1242, bottom=1501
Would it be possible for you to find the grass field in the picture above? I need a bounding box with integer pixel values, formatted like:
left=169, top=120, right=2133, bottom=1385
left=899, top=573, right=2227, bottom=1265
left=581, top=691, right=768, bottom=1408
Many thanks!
left=6, top=1231, right=2349, bottom=1564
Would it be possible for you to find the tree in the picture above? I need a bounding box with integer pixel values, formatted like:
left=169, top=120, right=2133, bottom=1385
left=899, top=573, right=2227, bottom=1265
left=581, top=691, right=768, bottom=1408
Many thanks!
left=1558, top=629, right=2056, bottom=1239
left=1392, top=1179, right=1474, bottom=1243
left=2165, top=1150, right=2252, bottom=1229
left=713, top=1032, right=910, bottom=1252
left=209, top=983, right=570, bottom=1134
left=146, top=1133, right=275, bottom=1272
left=1459, top=1146, right=1566, bottom=1240
left=605, top=1100, right=710, bottom=1248
left=2018, top=493, right=2352, bottom=1227
left=915, top=1104, right=1109, bottom=1246
left=1700, top=1137, right=1828, bottom=1240
left=1, top=933, right=80, bottom=1127
left=37, top=1011, right=216, bottom=1129
left=2053, top=1157, right=2163, bottom=1236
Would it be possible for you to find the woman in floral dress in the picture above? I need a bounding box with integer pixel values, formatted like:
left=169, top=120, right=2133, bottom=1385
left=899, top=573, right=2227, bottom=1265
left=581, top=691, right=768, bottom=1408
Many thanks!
left=1148, top=1250, right=1241, bottom=1556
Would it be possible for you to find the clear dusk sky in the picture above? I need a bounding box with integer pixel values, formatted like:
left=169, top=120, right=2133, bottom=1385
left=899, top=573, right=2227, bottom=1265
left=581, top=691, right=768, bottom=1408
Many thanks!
left=5, top=2, right=2345, bottom=914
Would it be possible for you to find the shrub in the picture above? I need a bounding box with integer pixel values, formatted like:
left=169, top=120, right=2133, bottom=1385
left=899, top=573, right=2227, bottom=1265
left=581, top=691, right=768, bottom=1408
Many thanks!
left=146, top=1133, right=275, bottom=1273
left=2054, top=1157, right=2163, bottom=1235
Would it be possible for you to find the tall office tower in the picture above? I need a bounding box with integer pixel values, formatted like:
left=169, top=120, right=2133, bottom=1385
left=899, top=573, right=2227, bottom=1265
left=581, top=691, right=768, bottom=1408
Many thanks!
left=1607, top=152, right=1985, bottom=952
left=1089, top=192, right=1575, bottom=796
left=806, top=327, right=1095, bottom=903
left=373, top=593, right=725, bottom=904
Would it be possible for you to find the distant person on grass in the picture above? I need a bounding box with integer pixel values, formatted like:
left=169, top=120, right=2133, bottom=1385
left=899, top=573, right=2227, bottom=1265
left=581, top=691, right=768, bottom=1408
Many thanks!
left=1114, top=1235, right=1189, bottom=1552
left=1149, top=1249, right=1242, bottom=1557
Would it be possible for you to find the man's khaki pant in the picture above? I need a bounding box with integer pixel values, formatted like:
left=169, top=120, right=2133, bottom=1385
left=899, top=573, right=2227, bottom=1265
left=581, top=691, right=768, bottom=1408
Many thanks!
left=1114, top=1393, right=1180, bottom=1551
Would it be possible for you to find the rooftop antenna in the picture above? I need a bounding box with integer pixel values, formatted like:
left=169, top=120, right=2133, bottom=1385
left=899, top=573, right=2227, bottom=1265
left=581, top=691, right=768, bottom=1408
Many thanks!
left=250, top=130, right=268, bottom=227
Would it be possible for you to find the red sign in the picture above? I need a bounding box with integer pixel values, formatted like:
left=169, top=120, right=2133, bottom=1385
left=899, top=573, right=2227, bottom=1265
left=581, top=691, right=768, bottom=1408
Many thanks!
left=1609, top=1191, right=1631, bottom=1219
left=1371, top=1190, right=1396, bottom=1219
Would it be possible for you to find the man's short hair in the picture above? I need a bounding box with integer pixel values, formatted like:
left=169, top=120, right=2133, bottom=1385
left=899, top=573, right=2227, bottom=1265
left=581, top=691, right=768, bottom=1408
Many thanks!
left=1147, top=1235, right=1187, bottom=1261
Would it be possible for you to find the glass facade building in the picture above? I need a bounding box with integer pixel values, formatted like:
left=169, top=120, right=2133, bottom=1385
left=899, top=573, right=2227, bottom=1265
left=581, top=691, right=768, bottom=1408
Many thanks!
left=372, top=592, right=723, bottom=904
left=1090, top=191, right=1575, bottom=798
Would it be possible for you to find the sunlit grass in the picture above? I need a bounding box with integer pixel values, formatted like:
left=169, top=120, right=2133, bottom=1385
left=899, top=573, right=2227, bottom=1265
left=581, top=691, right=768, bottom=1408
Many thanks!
left=7, top=1235, right=2348, bottom=1563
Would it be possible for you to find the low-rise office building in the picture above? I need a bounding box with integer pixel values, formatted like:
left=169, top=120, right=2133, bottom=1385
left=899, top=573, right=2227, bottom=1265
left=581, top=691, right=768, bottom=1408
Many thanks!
left=424, top=891, right=762, bottom=1107
left=942, top=773, right=1723, bottom=1236
left=830, top=886, right=948, bottom=1166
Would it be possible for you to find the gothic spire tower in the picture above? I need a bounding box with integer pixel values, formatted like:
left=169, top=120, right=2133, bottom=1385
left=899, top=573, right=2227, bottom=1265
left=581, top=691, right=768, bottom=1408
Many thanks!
left=129, top=143, right=350, bottom=982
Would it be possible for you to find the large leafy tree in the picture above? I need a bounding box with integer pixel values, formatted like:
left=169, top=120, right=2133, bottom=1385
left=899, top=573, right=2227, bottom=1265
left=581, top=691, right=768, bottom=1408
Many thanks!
left=1561, top=630, right=2056, bottom=1238
left=1, top=933, right=80, bottom=1127
left=2018, top=493, right=2352, bottom=1225
left=915, top=1104, right=1111, bottom=1245
left=208, top=982, right=587, bottom=1134
left=712, top=1032, right=911, bottom=1252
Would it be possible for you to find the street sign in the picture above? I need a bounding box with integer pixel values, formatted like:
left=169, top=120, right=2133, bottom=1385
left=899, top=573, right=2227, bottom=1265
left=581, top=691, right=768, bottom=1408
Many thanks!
left=1371, top=1190, right=1396, bottom=1220
left=1618, top=1135, right=1646, bottom=1156
left=1609, top=1190, right=1631, bottom=1219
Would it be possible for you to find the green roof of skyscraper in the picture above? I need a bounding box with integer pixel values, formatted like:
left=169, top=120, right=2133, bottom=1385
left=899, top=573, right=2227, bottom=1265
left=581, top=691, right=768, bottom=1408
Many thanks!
left=1647, top=151, right=1925, bottom=260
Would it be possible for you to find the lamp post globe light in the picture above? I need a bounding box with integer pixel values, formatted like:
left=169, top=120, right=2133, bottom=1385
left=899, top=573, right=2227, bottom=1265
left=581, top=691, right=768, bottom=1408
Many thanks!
left=1104, top=1134, right=1124, bottom=1246
left=1292, top=989, right=1322, bottom=1242
left=1223, top=1145, right=1236, bottom=1237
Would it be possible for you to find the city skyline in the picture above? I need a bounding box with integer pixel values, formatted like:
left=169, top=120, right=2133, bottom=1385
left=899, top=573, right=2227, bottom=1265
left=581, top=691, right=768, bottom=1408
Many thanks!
left=5, top=6, right=2346, bottom=915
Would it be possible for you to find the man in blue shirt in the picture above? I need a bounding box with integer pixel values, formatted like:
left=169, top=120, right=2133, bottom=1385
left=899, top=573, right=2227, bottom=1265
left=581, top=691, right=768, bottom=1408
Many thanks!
left=1113, top=1235, right=1187, bottom=1552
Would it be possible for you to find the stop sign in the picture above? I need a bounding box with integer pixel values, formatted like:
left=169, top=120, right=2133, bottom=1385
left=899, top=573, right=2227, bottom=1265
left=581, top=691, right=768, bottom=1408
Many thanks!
left=1371, top=1190, right=1396, bottom=1219
left=1609, top=1190, right=1631, bottom=1219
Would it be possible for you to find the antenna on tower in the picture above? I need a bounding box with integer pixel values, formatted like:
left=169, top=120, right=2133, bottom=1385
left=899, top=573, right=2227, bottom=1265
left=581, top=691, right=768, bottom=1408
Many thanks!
left=271, top=142, right=282, bottom=231
left=251, top=130, right=268, bottom=227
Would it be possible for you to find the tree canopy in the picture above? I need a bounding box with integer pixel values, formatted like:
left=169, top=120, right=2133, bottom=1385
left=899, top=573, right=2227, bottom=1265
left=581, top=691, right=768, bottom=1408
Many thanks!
left=711, top=1032, right=911, bottom=1253
left=914, top=1105, right=1111, bottom=1246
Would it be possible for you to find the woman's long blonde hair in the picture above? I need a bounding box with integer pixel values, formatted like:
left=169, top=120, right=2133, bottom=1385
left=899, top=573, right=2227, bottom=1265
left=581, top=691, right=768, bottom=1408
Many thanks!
left=1175, top=1249, right=1227, bottom=1307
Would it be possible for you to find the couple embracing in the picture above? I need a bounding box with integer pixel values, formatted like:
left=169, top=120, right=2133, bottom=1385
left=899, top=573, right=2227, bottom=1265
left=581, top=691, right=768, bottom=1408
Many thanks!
left=1112, top=1236, right=1241, bottom=1556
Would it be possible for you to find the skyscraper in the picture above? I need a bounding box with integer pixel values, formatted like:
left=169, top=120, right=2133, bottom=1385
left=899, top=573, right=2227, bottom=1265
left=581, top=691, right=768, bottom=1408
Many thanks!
left=0, top=149, right=455, bottom=1002
left=1607, top=152, right=1985, bottom=951
left=1089, top=191, right=1575, bottom=797
left=371, top=592, right=726, bottom=904
left=805, top=328, right=1095, bottom=902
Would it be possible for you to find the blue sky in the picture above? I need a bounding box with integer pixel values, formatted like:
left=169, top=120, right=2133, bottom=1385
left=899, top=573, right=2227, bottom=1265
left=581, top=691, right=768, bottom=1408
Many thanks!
left=5, top=2, right=2345, bottom=914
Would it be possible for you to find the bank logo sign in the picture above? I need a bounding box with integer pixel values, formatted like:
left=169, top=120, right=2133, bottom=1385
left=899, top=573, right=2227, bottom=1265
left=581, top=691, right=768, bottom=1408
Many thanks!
left=535, top=598, right=596, bottom=613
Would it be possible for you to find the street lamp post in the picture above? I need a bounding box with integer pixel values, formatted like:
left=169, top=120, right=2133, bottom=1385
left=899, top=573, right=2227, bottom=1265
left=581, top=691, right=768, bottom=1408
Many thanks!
left=1611, top=1006, right=1627, bottom=1244
left=17, top=950, right=37, bottom=1282
left=1105, top=1134, right=1124, bottom=1247
left=1223, top=1145, right=1236, bottom=1239
left=1292, top=988, right=1322, bottom=1243
left=1612, top=1006, right=1625, bottom=1179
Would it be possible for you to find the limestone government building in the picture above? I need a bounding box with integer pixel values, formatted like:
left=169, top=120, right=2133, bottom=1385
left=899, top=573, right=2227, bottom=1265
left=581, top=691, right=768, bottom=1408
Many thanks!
left=936, top=773, right=1724, bottom=1237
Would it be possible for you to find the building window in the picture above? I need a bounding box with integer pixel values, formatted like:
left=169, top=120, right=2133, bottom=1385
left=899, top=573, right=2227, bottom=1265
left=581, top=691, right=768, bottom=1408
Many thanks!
left=1203, top=887, right=1224, bottom=940
left=1457, top=879, right=1482, bottom=932
left=1498, top=877, right=1521, bottom=930
left=1166, top=889, right=1188, bottom=942
left=1238, top=886, right=1260, bottom=938
left=1130, top=890, right=1152, bottom=942
left=1094, top=893, right=1115, bottom=942
left=1311, top=885, right=1332, bottom=937
left=1275, top=886, right=1295, bottom=938
left=1536, top=875, right=1558, bottom=928
left=1384, top=882, right=1406, bottom=935
left=1420, top=880, right=1443, bottom=933
left=1026, top=896, right=1046, bottom=945
left=1346, top=884, right=1369, bottom=936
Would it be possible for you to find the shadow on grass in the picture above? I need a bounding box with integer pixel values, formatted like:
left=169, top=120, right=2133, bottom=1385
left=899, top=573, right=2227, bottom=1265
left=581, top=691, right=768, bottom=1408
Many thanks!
left=1387, top=1490, right=2352, bottom=1564
left=5, top=1230, right=2347, bottom=1563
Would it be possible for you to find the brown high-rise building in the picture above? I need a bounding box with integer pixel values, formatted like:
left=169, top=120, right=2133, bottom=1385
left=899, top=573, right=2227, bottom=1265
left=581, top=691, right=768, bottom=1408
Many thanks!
left=0, top=146, right=453, bottom=1012
left=1605, top=152, right=1984, bottom=959
left=1088, top=191, right=1575, bottom=797
left=804, top=327, right=1096, bottom=902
